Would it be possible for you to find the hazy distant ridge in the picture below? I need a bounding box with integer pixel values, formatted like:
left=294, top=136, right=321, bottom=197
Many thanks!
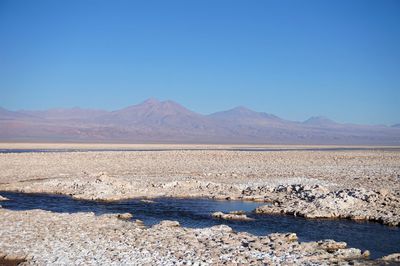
left=1, top=99, right=399, bottom=144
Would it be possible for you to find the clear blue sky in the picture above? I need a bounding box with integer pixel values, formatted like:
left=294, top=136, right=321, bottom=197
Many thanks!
left=0, top=0, right=399, bottom=125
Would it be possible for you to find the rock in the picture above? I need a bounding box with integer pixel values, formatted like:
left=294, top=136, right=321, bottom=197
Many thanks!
left=211, top=224, right=233, bottom=233
left=333, top=248, right=363, bottom=259
left=255, top=205, right=283, bottom=215
left=318, top=240, right=347, bottom=252
left=0, top=195, right=8, bottom=201
left=211, top=211, right=253, bottom=221
left=4, top=254, right=26, bottom=261
left=1, top=253, right=27, bottom=265
left=157, top=220, right=180, bottom=227
left=101, top=213, right=133, bottom=220
left=381, top=253, right=400, bottom=261
left=362, top=250, right=370, bottom=258
left=140, top=199, right=156, bottom=203
left=229, top=210, right=245, bottom=215
left=285, top=233, right=298, bottom=242
left=254, top=184, right=400, bottom=226
left=134, top=219, right=146, bottom=229
left=117, top=213, right=133, bottom=220
left=378, top=188, right=390, bottom=197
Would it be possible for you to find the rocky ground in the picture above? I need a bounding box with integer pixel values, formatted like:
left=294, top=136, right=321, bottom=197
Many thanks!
left=253, top=184, right=400, bottom=226
left=0, top=143, right=400, bottom=264
left=0, top=208, right=387, bottom=265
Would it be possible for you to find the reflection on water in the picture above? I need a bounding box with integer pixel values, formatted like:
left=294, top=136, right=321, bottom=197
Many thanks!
left=0, top=191, right=399, bottom=259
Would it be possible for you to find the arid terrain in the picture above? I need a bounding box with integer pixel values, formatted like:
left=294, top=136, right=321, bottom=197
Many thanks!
left=1, top=98, right=400, bottom=145
left=0, top=143, right=400, bottom=265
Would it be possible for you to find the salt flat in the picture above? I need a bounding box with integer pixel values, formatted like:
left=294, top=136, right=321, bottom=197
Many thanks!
left=0, top=143, right=399, bottom=192
left=0, top=143, right=399, bottom=264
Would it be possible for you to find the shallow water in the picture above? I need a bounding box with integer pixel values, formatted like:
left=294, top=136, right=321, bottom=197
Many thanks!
left=1, top=191, right=399, bottom=259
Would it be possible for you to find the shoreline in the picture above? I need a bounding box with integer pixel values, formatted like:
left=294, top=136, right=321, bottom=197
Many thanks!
left=1, top=189, right=398, bottom=227
left=1, top=181, right=399, bottom=227
left=0, top=207, right=383, bottom=265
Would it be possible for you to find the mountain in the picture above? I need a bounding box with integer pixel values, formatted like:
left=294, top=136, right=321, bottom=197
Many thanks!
left=0, top=107, right=36, bottom=120
left=20, top=107, right=108, bottom=120
left=392, top=124, right=400, bottom=128
left=303, top=116, right=338, bottom=126
left=94, top=99, right=222, bottom=141
left=99, top=98, right=207, bottom=126
left=0, top=99, right=399, bottom=145
left=209, top=106, right=284, bottom=126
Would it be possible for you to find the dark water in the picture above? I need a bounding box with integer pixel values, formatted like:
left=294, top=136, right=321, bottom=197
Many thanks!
left=1, top=147, right=400, bottom=153
left=1, top=191, right=399, bottom=259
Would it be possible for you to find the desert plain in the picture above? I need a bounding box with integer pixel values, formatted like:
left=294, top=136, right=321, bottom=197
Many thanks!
left=0, top=143, right=399, bottom=265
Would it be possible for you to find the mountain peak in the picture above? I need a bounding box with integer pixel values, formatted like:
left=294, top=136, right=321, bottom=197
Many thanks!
left=137, top=99, right=187, bottom=111
left=138, top=98, right=186, bottom=109
left=141, top=97, right=160, bottom=105
left=108, top=98, right=200, bottom=125
left=208, top=106, right=282, bottom=125
left=303, top=116, right=336, bottom=125
left=230, top=106, right=254, bottom=113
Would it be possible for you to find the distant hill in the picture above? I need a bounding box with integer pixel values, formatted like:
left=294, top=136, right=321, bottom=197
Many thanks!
left=0, top=107, right=36, bottom=120
left=208, top=106, right=283, bottom=126
left=303, top=116, right=338, bottom=126
left=20, top=107, right=108, bottom=120
left=97, top=98, right=210, bottom=127
left=1, top=99, right=399, bottom=145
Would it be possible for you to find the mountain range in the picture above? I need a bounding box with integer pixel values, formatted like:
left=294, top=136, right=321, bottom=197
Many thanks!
left=1, top=99, right=399, bottom=145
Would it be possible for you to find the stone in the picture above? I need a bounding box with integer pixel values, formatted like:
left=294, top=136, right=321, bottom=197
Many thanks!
left=117, top=213, right=133, bottom=220
left=255, top=184, right=400, bottom=226
left=0, top=195, right=8, bottom=201
left=378, top=189, right=390, bottom=197
left=158, top=220, right=180, bottom=227
left=211, top=211, right=253, bottom=221
left=318, top=240, right=347, bottom=252
left=362, top=250, right=370, bottom=257
left=285, top=233, right=298, bottom=242
left=101, top=213, right=133, bottom=220
left=381, top=253, right=400, bottom=262
left=140, top=199, right=156, bottom=203
left=229, top=210, right=245, bottom=215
